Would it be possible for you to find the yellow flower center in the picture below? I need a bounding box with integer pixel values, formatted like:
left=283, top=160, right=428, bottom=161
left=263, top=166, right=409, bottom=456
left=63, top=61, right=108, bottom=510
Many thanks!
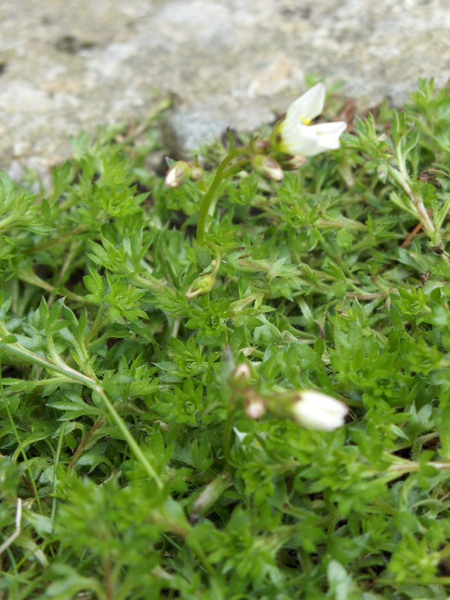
left=300, top=117, right=311, bottom=125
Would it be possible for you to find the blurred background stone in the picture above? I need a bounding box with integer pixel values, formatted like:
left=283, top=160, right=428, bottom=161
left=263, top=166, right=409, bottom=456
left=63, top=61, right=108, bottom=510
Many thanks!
left=1, top=0, right=449, bottom=179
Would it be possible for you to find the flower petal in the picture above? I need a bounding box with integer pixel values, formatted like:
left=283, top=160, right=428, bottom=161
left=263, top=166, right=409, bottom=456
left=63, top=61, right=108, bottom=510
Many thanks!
left=313, top=121, right=347, bottom=144
left=274, top=85, right=346, bottom=158
left=285, top=83, right=326, bottom=123
left=306, top=122, right=347, bottom=155
left=277, top=123, right=319, bottom=156
left=292, top=390, right=348, bottom=431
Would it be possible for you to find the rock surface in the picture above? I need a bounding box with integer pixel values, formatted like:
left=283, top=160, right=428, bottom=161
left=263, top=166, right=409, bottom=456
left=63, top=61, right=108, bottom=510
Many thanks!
left=1, top=0, right=449, bottom=178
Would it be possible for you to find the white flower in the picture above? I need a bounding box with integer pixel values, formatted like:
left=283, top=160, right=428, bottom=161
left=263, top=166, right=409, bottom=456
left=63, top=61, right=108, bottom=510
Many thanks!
left=275, top=83, right=347, bottom=157
left=292, top=390, right=348, bottom=431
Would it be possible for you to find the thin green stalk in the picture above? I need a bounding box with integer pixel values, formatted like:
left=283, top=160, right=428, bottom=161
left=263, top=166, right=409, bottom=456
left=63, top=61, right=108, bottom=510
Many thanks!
left=51, top=422, right=66, bottom=524
left=197, top=150, right=250, bottom=245
left=0, top=328, right=164, bottom=490
left=1, top=374, right=44, bottom=515
left=222, top=408, right=235, bottom=465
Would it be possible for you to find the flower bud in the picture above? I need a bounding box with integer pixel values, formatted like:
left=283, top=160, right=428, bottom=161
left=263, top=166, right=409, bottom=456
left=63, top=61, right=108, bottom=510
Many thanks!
left=244, top=389, right=266, bottom=419
left=185, top=273, right=216, bottom=299
left=190, top=165, right=204, bottom=182
left=190, top=472, right=231, bottom=522
left=251, top=155, right=284, bottom=181
left=251, top=138, right=270, bottom=154
left=229, top=363, right=253, bottom=390
left=231, top=363, right=252, bottom=383
left=284, top=155, right=308, bottom=170
left=291, top=390, right=348, bottom=431
left=165, top=161, right=191, bottom=188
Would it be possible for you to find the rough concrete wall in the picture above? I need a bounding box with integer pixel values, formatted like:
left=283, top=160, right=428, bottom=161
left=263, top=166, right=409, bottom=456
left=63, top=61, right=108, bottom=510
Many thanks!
left=1, top=0, right=449, bottom=178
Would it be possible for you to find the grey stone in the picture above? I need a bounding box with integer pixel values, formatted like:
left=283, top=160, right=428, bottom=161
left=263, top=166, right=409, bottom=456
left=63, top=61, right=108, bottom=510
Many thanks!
left=0, top=0, right=449, bottom=179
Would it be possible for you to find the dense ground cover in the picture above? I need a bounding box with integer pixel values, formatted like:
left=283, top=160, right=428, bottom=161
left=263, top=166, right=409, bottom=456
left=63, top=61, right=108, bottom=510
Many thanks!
left=1, top=80, right=450, bottom=599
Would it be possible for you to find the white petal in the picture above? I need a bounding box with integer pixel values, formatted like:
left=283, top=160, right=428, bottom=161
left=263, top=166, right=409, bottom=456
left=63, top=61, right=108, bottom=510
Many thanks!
left=285, top=83, right=326, bottom=123
left=302, top=122, right=347, bottom=156
left=281, top=138, right=320, bottom=157
left=233, top=428, right=248, bottom=442
left=313, top=121, right=347, bottom=147
left=275, top=86, right=346, bottom=158
left=311, top=121, right=347, bottom=135
left=292, top=390, right=348, bottom=431
left=278, top=123, right=319, bottom=156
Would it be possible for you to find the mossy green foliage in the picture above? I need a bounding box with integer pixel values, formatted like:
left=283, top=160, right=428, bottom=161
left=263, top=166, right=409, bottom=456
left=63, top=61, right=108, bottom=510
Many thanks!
left=1, top=80, right=450, bottom=598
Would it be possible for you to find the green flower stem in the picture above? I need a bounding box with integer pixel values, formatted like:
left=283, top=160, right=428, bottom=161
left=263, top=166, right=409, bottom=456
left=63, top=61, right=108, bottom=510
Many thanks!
left=197, top=150, right=250, bottom=245
left=51, top=422, right=66, bottom=523
left=0, top=325, right=164, bottom=490
left=222, top=406, right=235, bottom=465
left=2, top=383, right=44, bottom=515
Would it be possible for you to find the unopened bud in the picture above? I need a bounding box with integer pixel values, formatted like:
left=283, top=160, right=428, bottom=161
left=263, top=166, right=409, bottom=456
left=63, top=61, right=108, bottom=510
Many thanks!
left=190, top=472, right=232, bottom=522
left=190, top=166, right=204, bottom=182
left=229, top=363, right=252, bottom=389
left=244, top=389, right=266, bottom=419
left=165, top=161, right=191, bottom=188
left=291, top=390, right=348, bottom=431
left=285, top=155, right=308, bottom=170
left=251, top=138, right=270, bottom=154
left=231, top=363, right=252, bottom=382
left=251, top=155, right=284, bottom=181
left=186, top=273, right=216, bottom=299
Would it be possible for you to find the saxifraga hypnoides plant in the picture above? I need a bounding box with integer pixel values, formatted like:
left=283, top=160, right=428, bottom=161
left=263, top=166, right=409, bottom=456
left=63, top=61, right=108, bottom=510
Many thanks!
left=1, top=79, right=450, bottom=598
